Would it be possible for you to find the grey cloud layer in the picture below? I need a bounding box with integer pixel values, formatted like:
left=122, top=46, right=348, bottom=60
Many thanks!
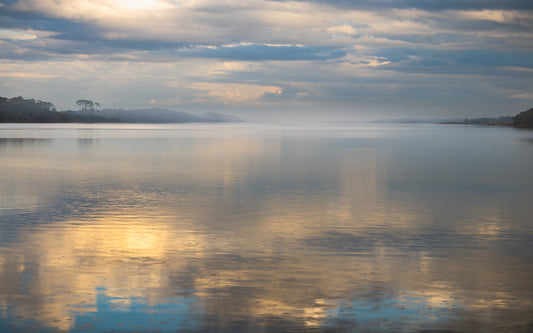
left=2, top=1, right=532, bottom=62
left=1, top=0, right=532, bottom=117
left=271, top=0, right=533, bottom=11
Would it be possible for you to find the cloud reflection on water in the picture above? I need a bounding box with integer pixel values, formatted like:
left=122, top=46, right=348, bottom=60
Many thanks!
left=0, top=124, right=532, bottom=332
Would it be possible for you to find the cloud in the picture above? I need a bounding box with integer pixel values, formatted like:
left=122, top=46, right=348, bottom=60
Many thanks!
left=511, top=92, right=533, bottom=100
left=149, top=97, right=183, bottom=106
left=270, top=0, right=533, bottom=11
left=177, top=43, right=346, bottom=61
left=189, top=82, right=283, bottom=105
left=0, top=28, right=36, bottom=40
left=327, top=25, right=357, bottom=37
left=0, top=0, right=532, bottom=118
left=11, top=0, right=175, bottom=19
left=374, top=48, right=533, bottom=74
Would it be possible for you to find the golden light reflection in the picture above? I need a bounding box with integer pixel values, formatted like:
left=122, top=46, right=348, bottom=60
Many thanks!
left=0, top=209, right=208, bottom=330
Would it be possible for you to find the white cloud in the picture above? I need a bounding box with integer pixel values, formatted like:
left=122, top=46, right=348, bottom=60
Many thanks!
left=327, top=25, right=357, bottom=37
left=189, top=82, right=282, bottom=105
left=504, top=67, right=533, bottom=73
left=456, top=9, right=520, bottom=24
left=0, top=29, right=37, bottom=40
left=368, top=20, right=433, bottom=35
left=13, top=0, right=175, bottom=18
left=511, top=92, right=533, bottom=100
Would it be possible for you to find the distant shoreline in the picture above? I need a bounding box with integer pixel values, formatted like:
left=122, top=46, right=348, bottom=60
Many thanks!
left=440, top=122, right=533, bottom=128
left=1, top=96, right=242, bottom=124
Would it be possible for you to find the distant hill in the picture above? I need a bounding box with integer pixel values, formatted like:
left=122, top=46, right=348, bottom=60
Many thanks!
left=71, top=108, right=243, bottom=123
left=513, top=108, right=533, bottom=126
left=463, top=116, right=513, bottom=125
left=371, top=118, right=464, bottom=124
left=460, top=108, right=533, bottom=126
left=1, top=96, right=242, bottom=123
left=373, top=116, right=516, bottom=125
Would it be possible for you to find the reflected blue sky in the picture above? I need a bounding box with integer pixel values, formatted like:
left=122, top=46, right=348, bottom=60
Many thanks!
left=71, top=289, right=202, bottom=333
left=1, top=287, right=202, bottom=333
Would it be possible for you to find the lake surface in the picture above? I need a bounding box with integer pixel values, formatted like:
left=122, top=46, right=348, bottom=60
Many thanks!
left=1, top=122, right=532, bottom=332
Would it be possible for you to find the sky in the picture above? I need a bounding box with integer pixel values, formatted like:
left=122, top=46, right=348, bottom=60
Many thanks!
left=0, top=0, right=532, bottom=120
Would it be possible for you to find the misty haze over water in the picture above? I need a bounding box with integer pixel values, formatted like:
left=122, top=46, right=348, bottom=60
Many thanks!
left=1, top=122, right=533, bottom=332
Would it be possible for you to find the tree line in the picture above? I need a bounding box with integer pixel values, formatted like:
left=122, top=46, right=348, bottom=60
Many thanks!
left=512, top=108, right=533, bottom=126
left=0, top=96, right=116, bottom=123
left=1, top=95, right=532, bottom=125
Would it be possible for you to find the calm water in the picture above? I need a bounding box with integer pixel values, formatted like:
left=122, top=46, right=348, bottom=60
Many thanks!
left=1, top=123, right=533, bottom=332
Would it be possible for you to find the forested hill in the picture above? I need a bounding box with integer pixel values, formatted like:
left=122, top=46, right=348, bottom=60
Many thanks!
left=513, top=108, right=533, bottom=126
left=1, top=96, right=65, bottom=122
left=0, top=96, right=118, bottom=123
left=0, top=96, right=242, bottom=123
left=72, top=108, right=242, bottom=123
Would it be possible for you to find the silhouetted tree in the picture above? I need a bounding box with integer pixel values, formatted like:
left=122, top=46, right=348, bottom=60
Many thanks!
left=76, top=99, right=95, bottom=111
